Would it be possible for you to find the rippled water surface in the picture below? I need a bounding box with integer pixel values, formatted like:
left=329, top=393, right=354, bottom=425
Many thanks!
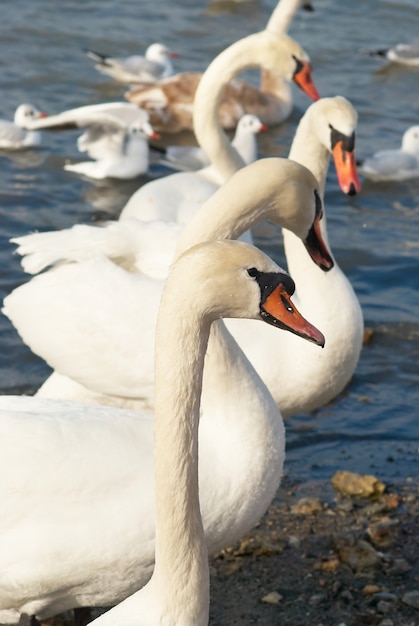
left=0, top=0, right=418, bottom=482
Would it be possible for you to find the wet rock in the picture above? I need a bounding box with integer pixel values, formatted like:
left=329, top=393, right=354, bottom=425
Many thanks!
left=402, top=590, right=419, bottom=609
left=363, top=494, right=400, bottom=516
left=363, top=327, right=374, bottom=345
left=384, top=557, right=412, bottom=576
left=260, top=591, right=283, bottom=604
left=376, top=600, right=392, bottom=614
left=362, top=584, right=381, bottom=595
left=291, top=497, right=323, bottom=515
left=217, top=559, right=243, bottom=576
left=288, top=534, right=300, bottom=548
left=319, top=556, right=340, bottom=572
left=308, top=592, right=328, bottom=606
left=374, top=592, right=397, bottom=603
left=332, top=471, right=386, bottom=498
left=333, top=536, right=381, bottom=574
left=340, top=589, right=354, bottom=602
left=367, top=518, right=399, bottom=547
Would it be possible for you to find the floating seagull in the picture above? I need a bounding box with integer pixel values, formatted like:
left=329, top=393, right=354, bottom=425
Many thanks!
left=24, top=102, right=159, bottom=179
left=365, top=39, right=419, bottom=67
left=158, top=113, right=267, bottom=172
left=85, top=43, right=179, bottom=83
left=358, top=125, right=419, bottom=181
left=0, top=104, right=47, bottom=149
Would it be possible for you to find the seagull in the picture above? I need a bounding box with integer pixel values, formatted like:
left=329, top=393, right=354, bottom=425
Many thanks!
left=158, top=113, right=268, bottom=172
left=24, top=102, right=159, bottom=179
left=365, top=39, right=419, bottom=67
left=358, top=125, right=419, bottom=181
left=0, top=104, right=47, bottom=149
left=85, top=43, right=179, bottom=83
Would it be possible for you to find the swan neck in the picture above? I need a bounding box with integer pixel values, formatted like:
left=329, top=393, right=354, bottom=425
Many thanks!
left=285, top=112, right=334, bottom=275
left=193, top=31, right=286, bottom=180
left=266, top=0, right=302, bottom=34
left=152, top=281, right=210, bottom=619
left=175, top=160, right=283, bottom=257
left=288, top=112, right=330, bottom=198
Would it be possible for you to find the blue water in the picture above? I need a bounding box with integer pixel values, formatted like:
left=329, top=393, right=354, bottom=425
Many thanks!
left=0, top=0, right=418, bottom=483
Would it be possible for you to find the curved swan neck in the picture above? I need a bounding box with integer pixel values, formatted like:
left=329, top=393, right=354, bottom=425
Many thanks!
left=152, top=273, right=210, bottom=622
left=284, top=108, right=334, bottom=278
left=288, top=108, right=331, bottom=198
left=175, top=159, right=297, bottom=257
left=193, top=31, right=294, bottom=181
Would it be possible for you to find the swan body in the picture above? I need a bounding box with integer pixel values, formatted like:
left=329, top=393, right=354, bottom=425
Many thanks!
left=366, top=39, right=419, bottom=66
left=85, top=43, right=178, bottom=84
left=125, top=24, right=319, bottom=134
left=25, top=102, right=159, bottom=179
left=121, top=29, right=319, bottom=223
left=5, top=158, right=332, bottom=411
left=159, top=113, right=267, bottom=172
left=0, top=241, right=324, bottom=624
left=226, top=96, right=363, bottom=414
left=0, top=104, right=47, bottom=149
left=358, top=125, right=419, bottom=181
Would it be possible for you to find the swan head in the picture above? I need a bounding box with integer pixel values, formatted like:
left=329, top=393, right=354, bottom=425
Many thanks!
left=257, top=31, right=320, bottom=101
left=247, top=158, right=334, bottom=272
left=278, top=33, right=320, bottom=101
left=291, top=55, right=320, bottom=101
left=171, top=240, right=325, bottom=347
left=14, top=104, right=48, bottom=128
left=306, top=96, right=361, bottom=195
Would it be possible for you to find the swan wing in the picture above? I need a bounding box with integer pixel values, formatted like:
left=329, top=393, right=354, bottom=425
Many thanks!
left=3, top=256, right=163, bottom=400
left=10, top=218, right=180, bottom=276
left=0, top=395, right=156, bottom=609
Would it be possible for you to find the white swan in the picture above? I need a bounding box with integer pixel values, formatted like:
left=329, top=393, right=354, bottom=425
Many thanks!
left=24, top=102, right=159, bottom=179
left=5, top=158, right=332, bottom=410
left=85, top=43, right=178, bottom=84
left=365, top=39, right=419, bottom=67
left=158, top=113, right=267, bottom=172
left=0, top=240, right=324, bottom=624
left=7, top=98, right=362, bottom=418
left=120, top=28, right=318, bottom=224
left=0, top=104, right=47, bottom=149
left=125, top=0, right=319, bottom=133
left=226, top=96, right=363, bottom=415
left=358, top=125, right=419, bottom=182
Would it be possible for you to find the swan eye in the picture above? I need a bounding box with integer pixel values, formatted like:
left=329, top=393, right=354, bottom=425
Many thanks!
left=246, top=267, right=259, bottom=279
